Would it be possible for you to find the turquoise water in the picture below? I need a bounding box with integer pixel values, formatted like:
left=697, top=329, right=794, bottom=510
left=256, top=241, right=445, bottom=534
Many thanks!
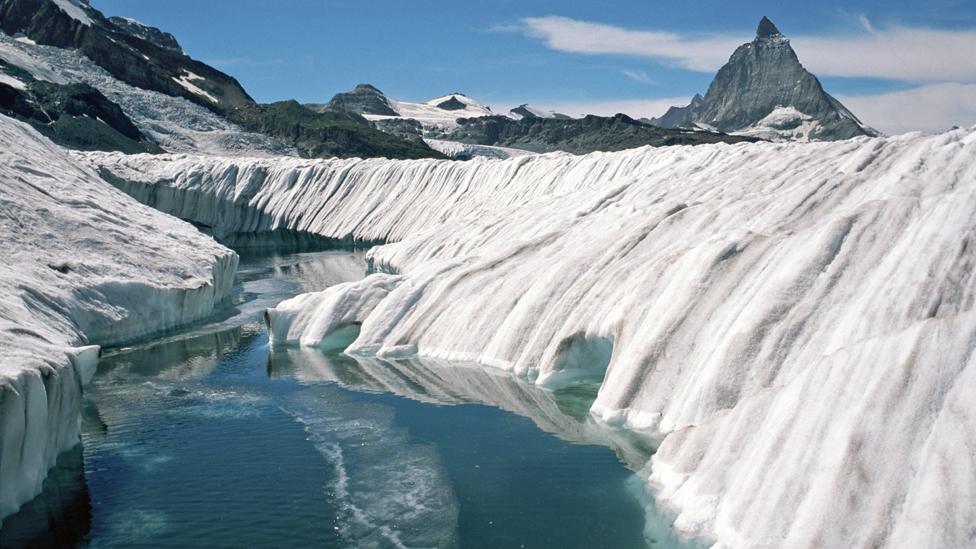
left=1, top=250, right=694, bottom=548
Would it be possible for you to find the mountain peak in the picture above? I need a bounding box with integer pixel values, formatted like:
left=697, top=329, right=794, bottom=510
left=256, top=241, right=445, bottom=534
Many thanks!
left=353, top=83, right=383, bottom=93
left=756, top=16, right=782, bottom=39
left=649, top=16, right=878, bottom=141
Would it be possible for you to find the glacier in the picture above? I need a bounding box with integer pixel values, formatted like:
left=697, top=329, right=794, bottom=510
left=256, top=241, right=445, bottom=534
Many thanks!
left=84, top=127, right=976, bottom=548
left=0, top=114, right=237, bottom=523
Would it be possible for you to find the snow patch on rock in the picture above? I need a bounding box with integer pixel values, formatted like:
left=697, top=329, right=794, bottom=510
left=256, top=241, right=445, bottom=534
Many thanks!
left=0, top=31, right=292, bottom=156
left=171, top=70, right=218, bottom=104
left=51, top=0, right=92, bottom=27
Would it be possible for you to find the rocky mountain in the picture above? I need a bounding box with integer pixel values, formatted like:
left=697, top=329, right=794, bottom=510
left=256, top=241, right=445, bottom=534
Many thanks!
left=0, top=0, right=251, bottom=113
left=106, top=16, right=181, bottom=53
left=313, top=83, right=398, bottom=116
left=650, top=17, right=878, bottom=141
left=509, top=104, right=571, bottom=120
left=443, top=113, right=759, bottom=154
left=229, top=100, right=442, bottom=159
left=0, top=0, right=443, bottom=158
left=313, top=84, right=757, bottom=156
left=0, top=58, right=160, bottom=153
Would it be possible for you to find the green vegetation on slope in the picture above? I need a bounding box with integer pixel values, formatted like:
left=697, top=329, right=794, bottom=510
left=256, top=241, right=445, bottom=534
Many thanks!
left=228, top=101, right=446, bottom=160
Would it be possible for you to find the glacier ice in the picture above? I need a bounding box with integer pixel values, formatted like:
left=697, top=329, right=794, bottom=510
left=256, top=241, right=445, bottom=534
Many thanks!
left=85, top=127, right=976, bottom=547
left=0, top=114, right=237, bottom=522
left=424, top=138, right=536, bottom=160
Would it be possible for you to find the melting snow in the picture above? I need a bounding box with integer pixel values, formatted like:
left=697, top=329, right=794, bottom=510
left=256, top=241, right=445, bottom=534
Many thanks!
left=172, top=70, right=218, bottom=104
left=0, top=72, right=25, bottom=90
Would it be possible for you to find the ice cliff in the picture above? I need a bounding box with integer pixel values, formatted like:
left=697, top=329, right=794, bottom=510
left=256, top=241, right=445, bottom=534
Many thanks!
left=85, top=127, right=976, bottom=548
left=0, top=114, right=237, bottom=522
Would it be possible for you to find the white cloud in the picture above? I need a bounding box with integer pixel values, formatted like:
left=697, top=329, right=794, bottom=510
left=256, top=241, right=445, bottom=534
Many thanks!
left=517, top=16, right=742, bottom=72
left=509, top=16, right=976, bottom=83
left=622, top=69, right=655, bottom=84
left=838, top=83, right=976, bottom=135
left=794, top=28, right=976, bottom=82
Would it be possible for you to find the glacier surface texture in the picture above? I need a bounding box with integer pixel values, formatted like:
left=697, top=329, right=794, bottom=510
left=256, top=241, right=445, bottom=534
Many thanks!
left=86, top=127, right=976, bottom=548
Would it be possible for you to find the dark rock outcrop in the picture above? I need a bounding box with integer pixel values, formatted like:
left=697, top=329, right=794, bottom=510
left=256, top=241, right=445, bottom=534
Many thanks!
left=444, top=113, right=759, bottom=154
left=649, top=17, right=877, bottom=141
left=435, top=96, right=466, bottom=110
left=0, top=61, right=160, bottom=153
left=319, top=83, right=398, bottom=116
left=106, top=16, right=181, bottom=53
left=372, top=117, right=425, bottom=142
left=0, top=0, right=253, bottom=114
left=227, top=101, right=445, bottom=160
left=510, top=104, right=571, bottom=120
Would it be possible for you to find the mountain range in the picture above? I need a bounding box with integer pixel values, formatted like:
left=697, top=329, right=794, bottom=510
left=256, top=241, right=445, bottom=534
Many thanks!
left=0, top=4, right=877, bottom=160
left=649, top=17, right=878, bottom=141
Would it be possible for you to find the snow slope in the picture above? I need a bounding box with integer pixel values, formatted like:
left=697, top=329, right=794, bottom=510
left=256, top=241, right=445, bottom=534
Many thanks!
left=365, top=93, right=495, bottom=131
left=85, top=128, right=976, bottom=548
left=0, top=31, right=292, bottom=156
left=0, top=114, right=237, bottom=523
left=732, top=106, right=823, bottom=142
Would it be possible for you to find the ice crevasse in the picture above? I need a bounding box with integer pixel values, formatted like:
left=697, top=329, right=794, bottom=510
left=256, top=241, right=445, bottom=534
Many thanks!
left=0, top=115, right=237, bottom=523
left=86, top=127, right=976, bottom=548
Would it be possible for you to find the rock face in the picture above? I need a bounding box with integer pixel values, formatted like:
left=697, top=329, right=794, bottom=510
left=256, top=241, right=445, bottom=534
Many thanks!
left=510, top=104, right=571, bottom=120
left=106, top=16, right=181, bottom=53
left=650, top=17, right=877, bottom=141
left=0, top=0, right=253, bottom=113
left=0, top=1, right=444, bottom=159
left=443, top=113, right=759, bottom=154
left=229, top=100, right=445, bottom=160
left=434, top=96, right=467, bottom=110
left=0, top=59, right=160, bottom=153
left=321, top=83, right=398, bottom=116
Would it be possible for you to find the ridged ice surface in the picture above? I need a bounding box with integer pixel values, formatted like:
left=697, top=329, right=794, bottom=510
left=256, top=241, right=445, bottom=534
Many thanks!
left=85, top=127, right=976, bottom=548
left=0, top=115, right=237, bottom=522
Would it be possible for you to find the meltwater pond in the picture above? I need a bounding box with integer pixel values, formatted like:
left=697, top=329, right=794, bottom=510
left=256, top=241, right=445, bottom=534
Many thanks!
left=1, top=250, right=694, bottom=549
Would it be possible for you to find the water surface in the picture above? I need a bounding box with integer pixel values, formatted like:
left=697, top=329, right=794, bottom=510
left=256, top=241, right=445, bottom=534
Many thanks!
left=1, top=250, right=693, bottom=548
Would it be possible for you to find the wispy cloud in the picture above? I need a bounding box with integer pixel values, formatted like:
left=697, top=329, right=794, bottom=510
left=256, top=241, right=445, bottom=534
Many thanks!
left=502, top=15, right=976, bottom=83
left=838, top=83, right=976, bottom=134
left=793, top=28, right=976, bottom=81
left=621, top=69, right=655, bottom=84
left=511, top=16, right=741, bottom=72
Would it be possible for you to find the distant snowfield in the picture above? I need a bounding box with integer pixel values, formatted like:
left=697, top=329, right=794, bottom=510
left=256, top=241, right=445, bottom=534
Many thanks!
left=87, top=126, right=976, bottom=548
left=0, top=115, right=237, bottom=523
left=364, top=93, right=495, bottom=131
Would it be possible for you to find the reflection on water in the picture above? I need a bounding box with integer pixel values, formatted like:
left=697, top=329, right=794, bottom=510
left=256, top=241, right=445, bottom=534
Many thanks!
left=0, top=446, right=91, bottom=549
left=0, top=249, right=699, bottom=549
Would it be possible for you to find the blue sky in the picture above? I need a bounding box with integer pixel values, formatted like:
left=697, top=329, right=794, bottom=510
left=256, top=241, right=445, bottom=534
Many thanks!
left=91, top=0, right=976, bottom=134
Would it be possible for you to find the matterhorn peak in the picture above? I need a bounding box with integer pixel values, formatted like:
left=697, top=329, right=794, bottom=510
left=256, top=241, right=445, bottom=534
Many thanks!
left=756, top=16, right=783, bottom=39
left=649, top=16, right=878, bottom=141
